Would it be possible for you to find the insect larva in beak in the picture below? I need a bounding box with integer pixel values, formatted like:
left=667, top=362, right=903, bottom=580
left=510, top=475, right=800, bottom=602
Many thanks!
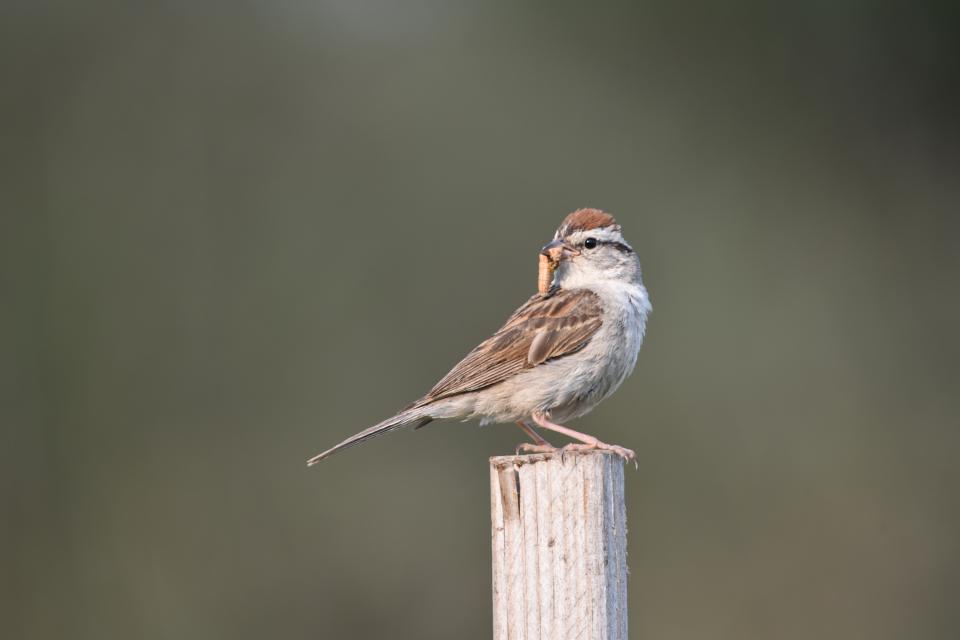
left=538, top=253, right=556, bottom=295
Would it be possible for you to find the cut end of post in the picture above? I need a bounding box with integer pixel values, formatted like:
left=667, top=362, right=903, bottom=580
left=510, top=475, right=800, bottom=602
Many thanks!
left=490, top=448, right=630, bottom=468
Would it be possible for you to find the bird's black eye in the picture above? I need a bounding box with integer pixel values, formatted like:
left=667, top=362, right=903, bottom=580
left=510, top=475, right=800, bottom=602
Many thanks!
left=584, top=237, right=598, bottom=249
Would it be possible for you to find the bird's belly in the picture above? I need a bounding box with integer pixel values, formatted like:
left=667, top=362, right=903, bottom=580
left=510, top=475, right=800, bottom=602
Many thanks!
left=546, top=331, right=638, bottom=421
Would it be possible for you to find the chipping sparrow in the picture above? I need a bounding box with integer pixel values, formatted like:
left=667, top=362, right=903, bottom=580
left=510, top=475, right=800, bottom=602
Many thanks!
left=308, top=208, right=651, bottom=465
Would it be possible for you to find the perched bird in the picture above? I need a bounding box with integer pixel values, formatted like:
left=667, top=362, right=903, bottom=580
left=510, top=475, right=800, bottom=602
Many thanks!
left=307, top=208, right=651, bottom=465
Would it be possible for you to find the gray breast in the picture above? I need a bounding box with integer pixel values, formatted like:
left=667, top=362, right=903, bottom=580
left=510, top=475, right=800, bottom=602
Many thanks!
left=550, top=282, right=649, bottom=421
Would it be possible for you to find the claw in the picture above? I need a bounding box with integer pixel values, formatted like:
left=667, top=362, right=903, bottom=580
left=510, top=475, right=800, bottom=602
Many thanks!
left=560, top=441, right=636, bottom=466
left=602, top=442, right=636, bottom=466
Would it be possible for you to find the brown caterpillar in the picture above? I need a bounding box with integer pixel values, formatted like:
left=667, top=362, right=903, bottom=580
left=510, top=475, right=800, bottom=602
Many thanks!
left=538, top=253, right=556, bottom=295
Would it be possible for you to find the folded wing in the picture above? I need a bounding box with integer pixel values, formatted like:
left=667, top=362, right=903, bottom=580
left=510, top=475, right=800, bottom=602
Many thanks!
left=411, top=288, right=603, bottom=407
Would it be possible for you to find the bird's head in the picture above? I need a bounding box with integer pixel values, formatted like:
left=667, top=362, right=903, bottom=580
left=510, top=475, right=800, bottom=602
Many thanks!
left=539, top=208, right=641, bottom=291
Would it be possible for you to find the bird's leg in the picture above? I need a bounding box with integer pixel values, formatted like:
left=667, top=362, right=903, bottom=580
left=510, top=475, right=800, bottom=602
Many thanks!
left=531, top=411, right=636, bottom=465
left=514, top=420, right=557, bottom=455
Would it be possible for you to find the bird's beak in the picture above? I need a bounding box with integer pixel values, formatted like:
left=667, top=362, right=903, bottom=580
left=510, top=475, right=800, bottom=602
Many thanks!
left=540, top=239, right=580, bottom=263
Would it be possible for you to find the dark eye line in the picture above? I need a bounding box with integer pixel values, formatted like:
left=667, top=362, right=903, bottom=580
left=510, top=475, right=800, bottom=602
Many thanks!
left=579, top=238, right=632, bottom=253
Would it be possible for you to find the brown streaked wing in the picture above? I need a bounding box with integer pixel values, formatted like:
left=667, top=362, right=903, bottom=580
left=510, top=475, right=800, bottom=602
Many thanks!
left=411, top=289, right=603, bottom=406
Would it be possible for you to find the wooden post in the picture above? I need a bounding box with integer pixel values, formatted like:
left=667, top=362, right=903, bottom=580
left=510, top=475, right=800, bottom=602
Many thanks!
left=490, top=451, right=628, bottom=640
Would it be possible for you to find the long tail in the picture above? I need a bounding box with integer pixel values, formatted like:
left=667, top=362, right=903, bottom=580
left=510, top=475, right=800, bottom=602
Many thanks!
left=306, top=408, right=433, bottom=466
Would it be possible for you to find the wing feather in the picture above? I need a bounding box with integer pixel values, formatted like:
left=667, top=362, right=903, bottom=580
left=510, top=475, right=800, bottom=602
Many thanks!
left=412, top=289, right=603, bottom=406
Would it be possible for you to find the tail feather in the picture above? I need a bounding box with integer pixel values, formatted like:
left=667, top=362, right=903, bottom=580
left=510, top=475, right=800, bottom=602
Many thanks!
left=306, top=409, right=433, bottom=465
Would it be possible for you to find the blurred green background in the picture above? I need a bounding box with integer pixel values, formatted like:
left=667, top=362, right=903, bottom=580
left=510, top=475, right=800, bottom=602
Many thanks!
left=3, top=1, right=959, bottom=639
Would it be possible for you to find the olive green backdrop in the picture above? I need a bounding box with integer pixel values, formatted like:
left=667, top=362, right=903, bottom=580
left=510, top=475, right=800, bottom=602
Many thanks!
left=3, top=2, right=959, bottom=639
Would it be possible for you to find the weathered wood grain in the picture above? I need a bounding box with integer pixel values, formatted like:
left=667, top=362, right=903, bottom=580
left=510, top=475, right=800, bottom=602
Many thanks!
left=490, top=451, right=628, bottom=640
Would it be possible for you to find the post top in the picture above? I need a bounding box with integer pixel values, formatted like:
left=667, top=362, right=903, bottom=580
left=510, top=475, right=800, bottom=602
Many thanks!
left=489, top=449, right=622, bottom=469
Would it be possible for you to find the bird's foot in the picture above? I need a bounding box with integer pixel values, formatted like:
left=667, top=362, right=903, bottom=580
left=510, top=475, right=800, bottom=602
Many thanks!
left=515, top=442, right=558, bottom=456
left=560, top=442, right=637, bottom=468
